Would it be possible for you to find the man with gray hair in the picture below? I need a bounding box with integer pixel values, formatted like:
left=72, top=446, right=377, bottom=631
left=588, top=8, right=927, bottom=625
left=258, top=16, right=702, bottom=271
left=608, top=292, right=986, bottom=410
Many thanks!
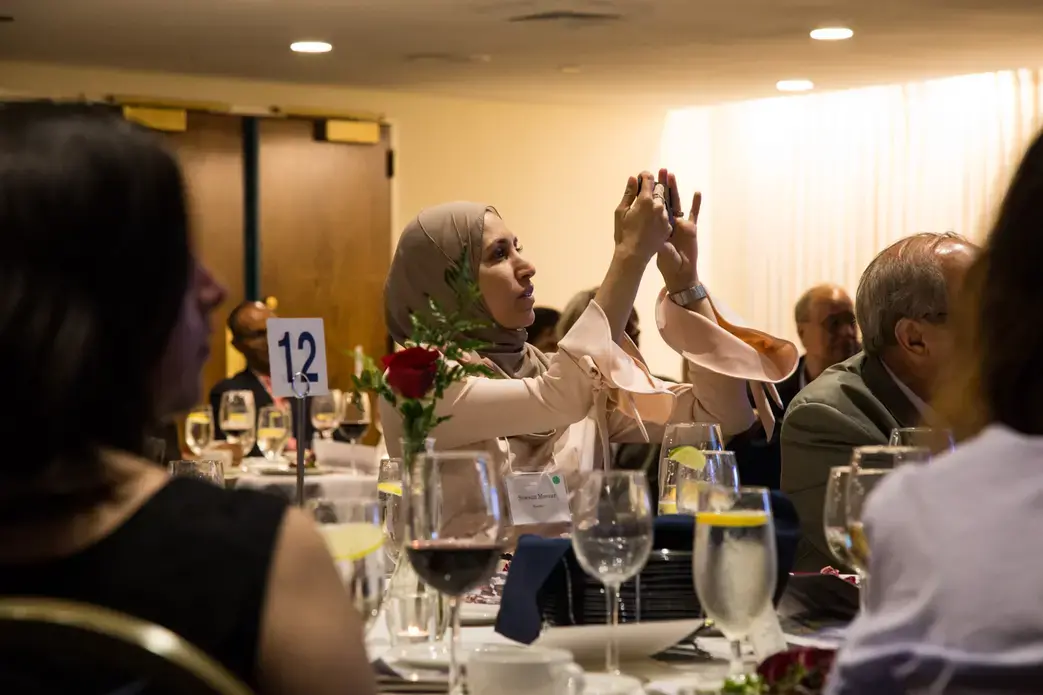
left=781, top=232, right=977, bottom=571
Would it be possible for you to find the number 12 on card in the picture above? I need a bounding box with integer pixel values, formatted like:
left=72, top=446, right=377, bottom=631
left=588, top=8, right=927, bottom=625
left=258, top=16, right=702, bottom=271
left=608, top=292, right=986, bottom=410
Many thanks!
left=266, top=318, right=330, bottom=398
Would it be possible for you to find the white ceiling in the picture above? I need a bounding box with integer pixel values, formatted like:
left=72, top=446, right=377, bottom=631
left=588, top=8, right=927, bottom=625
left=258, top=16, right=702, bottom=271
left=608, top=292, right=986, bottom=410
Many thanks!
left=2, top=0, right=1043, bottom=106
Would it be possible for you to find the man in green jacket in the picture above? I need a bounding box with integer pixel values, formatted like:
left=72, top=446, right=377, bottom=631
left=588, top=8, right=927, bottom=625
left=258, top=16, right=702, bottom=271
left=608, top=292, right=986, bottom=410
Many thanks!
left=781, top=232, right=978, bottom=571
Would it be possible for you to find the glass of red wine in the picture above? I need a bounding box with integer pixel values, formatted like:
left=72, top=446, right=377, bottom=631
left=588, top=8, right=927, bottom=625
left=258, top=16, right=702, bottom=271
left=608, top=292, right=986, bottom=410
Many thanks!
left=405, top=450, right=506, bottom=695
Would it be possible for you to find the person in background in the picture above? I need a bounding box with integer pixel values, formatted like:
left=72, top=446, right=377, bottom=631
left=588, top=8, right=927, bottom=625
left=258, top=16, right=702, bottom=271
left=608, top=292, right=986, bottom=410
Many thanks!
left=209, top=300, right=304, bottom=455
left=528, top=307, right=561, bottom=353
left=781, top=232, right=977, bottom=571
left=0, top=102, right=373, bottom=695
left=826, top=128, right=1043, bottom=695
left=782, top=284, right=860, bottom=408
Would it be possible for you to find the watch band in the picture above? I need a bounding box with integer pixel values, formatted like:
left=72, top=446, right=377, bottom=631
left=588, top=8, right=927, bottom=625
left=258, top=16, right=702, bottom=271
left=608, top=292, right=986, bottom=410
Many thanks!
left=669, top=283, right=708, bottom=306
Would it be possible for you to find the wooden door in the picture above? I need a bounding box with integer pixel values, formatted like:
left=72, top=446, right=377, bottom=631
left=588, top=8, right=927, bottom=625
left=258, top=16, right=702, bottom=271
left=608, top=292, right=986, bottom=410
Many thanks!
left=162, top=113, right=245, bottom=401
left=257, top=119, right=392, bottom=396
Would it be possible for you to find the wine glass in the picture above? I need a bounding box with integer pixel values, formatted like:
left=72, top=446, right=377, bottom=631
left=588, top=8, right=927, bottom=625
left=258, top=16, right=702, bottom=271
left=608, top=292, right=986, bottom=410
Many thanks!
left=846, top=467, right=891, bottom=610
left=338, top=391, right=372, bottom=445
left=311, top=497, right=387, bottom=633
left=311, top=389, right=344, bottom=440
left=823, top=466, right=857, bottom=572
left=675, top=450, right=740, bottom=515
left=405, top=451, right=506, bottom=695
left=169, top=459, right=223, bottom=485
left=256, top=405, right=290, bottom=462
left=219, top=390, right=256, bottom=458
left=693, top=486, right=777, bottom=679
left=889, top=427, right=955, bottom=454
left=184, top=405, right=214, bottom=456
left=850, top=445, right=931, bottom=474
left=659, top=422, right=724, bottom=514
left=572, top=470, right=654, bottom=675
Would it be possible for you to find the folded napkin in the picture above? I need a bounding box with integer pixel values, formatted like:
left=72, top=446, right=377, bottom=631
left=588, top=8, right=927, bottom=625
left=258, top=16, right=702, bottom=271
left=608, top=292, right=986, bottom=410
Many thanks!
left=495, top=491, right=801, bottom=644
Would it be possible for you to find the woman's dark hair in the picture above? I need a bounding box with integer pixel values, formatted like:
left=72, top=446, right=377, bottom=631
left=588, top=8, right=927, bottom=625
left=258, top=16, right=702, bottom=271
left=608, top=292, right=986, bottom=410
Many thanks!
left=0, top=102, right=190, bottom=518
left=934, top=128, right=1043, bottom=439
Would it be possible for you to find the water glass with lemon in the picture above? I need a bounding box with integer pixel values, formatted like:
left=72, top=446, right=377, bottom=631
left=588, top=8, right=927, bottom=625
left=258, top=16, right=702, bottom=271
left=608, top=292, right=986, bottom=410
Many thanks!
left=377, top=457, right=404, bottom=566
left=311, top=498, right=387, bottom=632
left=693, top=486, right=777, bottom=679
left=219, top=389, right=256, bottom=458
left=676, top=451, right=740, bottom=515
left=256, top=405, right=290, bottom=462
left=184, top=405, right=214, bottom=456
left=658, top=422, right=725, bottom=514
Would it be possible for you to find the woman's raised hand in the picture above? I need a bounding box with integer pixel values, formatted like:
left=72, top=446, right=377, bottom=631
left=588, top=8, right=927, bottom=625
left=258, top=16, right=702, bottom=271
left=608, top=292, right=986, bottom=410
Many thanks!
left=614, top=171, right=673, bottom=261
left=657, top=170, right=702, bottom=293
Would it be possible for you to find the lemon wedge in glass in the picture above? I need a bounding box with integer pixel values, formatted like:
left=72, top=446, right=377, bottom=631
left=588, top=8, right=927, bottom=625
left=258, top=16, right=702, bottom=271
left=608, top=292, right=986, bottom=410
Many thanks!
left=695, top=510, right=770, bottom=528
left=668, top=445, right=707, bottom=471
left=377, top=481, right=402, bottom=497
left=318, top=523, right=385, bottom=561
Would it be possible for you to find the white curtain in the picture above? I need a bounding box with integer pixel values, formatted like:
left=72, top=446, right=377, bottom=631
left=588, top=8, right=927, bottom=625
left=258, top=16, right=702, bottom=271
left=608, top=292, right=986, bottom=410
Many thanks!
left=663, top=68, right=1043, bottom=344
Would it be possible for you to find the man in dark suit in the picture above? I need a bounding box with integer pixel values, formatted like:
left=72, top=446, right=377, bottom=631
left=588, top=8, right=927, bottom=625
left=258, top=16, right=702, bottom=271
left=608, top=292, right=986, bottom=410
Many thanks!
left=210, top=300, right=287, bottom=457
left=781, top=233, right=978, bottom=571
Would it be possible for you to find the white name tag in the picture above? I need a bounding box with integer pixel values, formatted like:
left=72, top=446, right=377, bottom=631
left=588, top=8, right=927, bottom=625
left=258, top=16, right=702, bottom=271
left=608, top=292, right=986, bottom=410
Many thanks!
left=748, top=605, right=788, bottom=661
left=504, top=472, right=571, bottom=526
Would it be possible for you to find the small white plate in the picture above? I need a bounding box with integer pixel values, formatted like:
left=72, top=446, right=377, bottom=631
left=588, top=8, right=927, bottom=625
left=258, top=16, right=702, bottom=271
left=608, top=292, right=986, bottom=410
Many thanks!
left=459, top=602, right=499, bottom=626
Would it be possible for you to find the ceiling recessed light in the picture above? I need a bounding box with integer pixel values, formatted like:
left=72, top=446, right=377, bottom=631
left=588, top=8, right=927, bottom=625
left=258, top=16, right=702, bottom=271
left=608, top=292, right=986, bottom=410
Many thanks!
left=810, top=26, right=853, bottom=41
left=776, top=79, right=814, bottom=92
left=290, top=41, right=332, bottom=54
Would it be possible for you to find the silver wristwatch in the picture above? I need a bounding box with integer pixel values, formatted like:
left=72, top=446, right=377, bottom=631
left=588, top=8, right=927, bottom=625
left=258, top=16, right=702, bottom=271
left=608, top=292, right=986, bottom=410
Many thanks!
left=668, top=283, right=708, bottom=306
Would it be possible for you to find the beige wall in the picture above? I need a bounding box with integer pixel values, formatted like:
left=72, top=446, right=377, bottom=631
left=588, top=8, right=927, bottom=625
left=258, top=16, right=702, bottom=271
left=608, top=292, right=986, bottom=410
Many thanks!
left=0, top=61, right=694, bottom=377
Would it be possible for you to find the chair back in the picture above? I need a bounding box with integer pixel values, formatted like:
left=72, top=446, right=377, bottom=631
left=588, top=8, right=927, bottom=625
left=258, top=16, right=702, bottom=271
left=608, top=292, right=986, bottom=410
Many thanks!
left=0, top=597, right=254, bottom=695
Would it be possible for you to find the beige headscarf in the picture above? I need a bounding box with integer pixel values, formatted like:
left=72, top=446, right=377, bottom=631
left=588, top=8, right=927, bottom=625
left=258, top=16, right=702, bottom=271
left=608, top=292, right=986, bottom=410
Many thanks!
left=385, top=201, right=552, bottom=385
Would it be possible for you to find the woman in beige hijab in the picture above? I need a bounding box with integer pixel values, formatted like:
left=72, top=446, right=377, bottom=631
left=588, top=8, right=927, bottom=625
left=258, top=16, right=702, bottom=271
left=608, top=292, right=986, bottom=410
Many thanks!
left=383, top=170, right=797, bottom=536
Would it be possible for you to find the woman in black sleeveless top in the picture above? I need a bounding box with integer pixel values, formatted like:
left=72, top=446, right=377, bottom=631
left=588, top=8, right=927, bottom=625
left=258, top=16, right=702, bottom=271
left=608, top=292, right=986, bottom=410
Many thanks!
left=0, top=103, right=375, bottom=695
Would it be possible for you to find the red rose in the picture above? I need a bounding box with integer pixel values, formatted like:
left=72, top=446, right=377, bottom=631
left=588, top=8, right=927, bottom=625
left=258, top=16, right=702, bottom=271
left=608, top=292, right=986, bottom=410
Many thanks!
left=382, top=347, right=440, bottom=399
left=757, top=647, right=836, bottom=691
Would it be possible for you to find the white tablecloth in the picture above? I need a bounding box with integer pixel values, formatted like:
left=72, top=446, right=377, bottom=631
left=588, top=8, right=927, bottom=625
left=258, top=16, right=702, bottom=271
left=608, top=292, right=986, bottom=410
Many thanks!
left=230, top=470, right=377, bottom=501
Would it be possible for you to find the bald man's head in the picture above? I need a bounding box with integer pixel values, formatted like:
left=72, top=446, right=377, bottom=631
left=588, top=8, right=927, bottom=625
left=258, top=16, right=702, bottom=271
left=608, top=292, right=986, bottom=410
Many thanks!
left=228, top=300, right=276, bottom=374
left=794, top=283, right=859, bottom=378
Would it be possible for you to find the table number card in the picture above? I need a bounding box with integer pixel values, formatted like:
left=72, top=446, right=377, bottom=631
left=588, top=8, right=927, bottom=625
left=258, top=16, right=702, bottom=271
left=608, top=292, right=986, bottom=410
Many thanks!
left=266, top=318, right=330, bottom=398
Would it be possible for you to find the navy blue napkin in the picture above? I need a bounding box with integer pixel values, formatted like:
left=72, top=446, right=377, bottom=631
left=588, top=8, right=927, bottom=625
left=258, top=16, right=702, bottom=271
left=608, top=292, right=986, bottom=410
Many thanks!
left=495, top=491, right=801, bottom=644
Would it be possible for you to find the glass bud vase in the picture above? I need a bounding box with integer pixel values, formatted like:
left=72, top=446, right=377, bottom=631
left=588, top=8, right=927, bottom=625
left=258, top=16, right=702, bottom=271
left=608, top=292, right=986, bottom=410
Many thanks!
left=385, top=437, right=450, bottom=648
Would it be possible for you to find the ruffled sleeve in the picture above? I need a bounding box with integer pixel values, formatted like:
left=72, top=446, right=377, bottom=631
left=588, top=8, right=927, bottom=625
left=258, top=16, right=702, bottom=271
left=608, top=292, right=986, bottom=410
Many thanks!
left=558, top=291, right=797, bottom=450
left=656, top=289, right=798, bottom=438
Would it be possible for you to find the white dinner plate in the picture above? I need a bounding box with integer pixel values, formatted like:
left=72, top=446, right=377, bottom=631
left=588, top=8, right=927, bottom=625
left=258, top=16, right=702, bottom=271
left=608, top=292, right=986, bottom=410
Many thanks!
left=534, top=620, right=702, bottom=664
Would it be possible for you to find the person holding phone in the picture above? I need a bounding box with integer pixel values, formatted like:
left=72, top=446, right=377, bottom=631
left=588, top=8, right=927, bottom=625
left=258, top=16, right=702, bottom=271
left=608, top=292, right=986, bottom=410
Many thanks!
left=382, top=169, right=798, bottom=538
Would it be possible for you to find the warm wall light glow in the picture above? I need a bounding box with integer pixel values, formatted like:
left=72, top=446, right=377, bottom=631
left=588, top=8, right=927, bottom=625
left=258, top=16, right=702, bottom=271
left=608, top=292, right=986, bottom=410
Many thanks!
left=290, top=41, right=333, bottom=54
left=776, top=79, right=815, bottom=92
left=810, top=27, right=854, bottom=41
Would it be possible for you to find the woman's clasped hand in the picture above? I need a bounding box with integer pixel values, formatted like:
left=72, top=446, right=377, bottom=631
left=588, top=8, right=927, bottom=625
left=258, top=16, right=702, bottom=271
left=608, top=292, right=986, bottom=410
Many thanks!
left=614, top=169, right=678, bottom=262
